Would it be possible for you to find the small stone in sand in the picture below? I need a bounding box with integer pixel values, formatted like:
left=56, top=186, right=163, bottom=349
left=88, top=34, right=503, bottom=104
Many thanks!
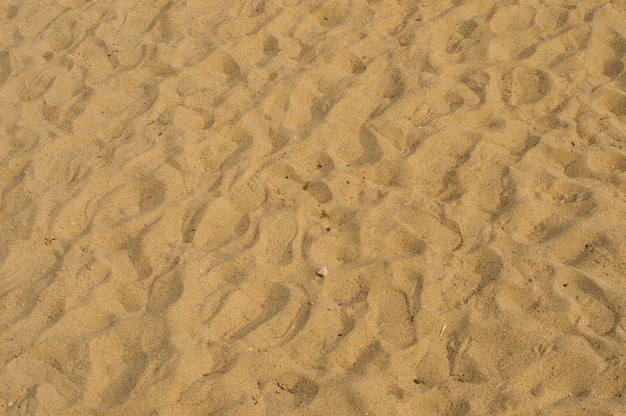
left=316, top=267, right=328, bottom=277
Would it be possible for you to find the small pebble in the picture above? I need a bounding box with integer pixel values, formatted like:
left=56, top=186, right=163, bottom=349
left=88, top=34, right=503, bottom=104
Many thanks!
left=316, top=267, right=328, bottom=277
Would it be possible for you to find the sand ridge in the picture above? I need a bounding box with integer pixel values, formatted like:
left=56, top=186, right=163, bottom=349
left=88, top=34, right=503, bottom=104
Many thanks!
left=1, top=0, right=626, bottom=414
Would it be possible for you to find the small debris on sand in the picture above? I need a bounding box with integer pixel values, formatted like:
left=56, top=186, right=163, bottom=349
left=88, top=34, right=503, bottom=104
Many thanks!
left=316, top=267, right=329, bottom=277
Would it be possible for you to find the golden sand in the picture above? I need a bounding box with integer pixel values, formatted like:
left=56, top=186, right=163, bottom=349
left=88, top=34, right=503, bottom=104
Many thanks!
left=1, top=0, right=625, bottom=414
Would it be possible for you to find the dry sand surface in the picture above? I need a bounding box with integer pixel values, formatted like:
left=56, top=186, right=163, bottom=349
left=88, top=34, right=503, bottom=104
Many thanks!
left=1, top=0, right=626, bottom=414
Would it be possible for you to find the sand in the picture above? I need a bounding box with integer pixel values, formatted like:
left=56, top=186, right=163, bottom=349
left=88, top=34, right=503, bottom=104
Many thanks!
left=1, top=0, right=626, bottom=414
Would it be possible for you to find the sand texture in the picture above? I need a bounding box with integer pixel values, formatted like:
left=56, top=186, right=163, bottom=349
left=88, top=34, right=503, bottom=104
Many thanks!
left=1, top=0, right=626, bottom=414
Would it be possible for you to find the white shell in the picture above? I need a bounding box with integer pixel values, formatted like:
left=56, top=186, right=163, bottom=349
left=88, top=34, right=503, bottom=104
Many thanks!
left=316, top=267, right=329, bottom=277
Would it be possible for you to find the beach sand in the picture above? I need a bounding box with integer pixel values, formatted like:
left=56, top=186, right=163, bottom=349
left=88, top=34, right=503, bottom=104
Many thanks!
left=1, top=0, right=626, bottom=414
